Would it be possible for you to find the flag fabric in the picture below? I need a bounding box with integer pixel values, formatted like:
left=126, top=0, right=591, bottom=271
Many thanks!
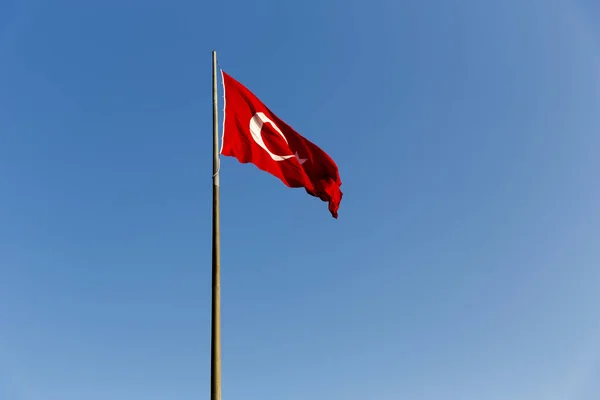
left=220, top=71, right=343, bottom=218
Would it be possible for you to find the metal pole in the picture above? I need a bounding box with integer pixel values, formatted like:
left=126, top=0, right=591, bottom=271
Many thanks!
left=210, top=49, right=222, bottom=400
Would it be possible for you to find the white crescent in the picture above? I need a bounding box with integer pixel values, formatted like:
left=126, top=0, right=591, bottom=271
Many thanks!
left=249, top=112, right=296, bottom=162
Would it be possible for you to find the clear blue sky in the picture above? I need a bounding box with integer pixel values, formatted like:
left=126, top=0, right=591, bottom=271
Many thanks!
left=1, top=0, right=600, bottom=399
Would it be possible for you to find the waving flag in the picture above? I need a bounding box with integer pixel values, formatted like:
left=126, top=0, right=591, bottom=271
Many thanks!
left=220, top=71, right=343, bottom=218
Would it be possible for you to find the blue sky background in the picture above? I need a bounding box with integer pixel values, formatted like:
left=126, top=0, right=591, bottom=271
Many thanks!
left=1, top=0, right=600, bottom=399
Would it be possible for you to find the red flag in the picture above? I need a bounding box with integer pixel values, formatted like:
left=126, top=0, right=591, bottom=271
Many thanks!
left=220, top=71, right=343, bottom=218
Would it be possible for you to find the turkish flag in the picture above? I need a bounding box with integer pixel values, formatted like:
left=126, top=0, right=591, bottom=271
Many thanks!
left=220, top=71, right=343, bottom=218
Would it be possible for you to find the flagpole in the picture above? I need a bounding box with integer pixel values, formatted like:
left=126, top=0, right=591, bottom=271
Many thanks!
left=210, top=50, right=222, bottom=400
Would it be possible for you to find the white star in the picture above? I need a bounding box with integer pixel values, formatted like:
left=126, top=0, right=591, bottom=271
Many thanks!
left=295, top=152, right=307, bottom=165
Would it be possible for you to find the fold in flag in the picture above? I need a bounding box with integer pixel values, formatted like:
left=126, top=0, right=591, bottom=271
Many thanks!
left=220, top=71, right=343, bottom=218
